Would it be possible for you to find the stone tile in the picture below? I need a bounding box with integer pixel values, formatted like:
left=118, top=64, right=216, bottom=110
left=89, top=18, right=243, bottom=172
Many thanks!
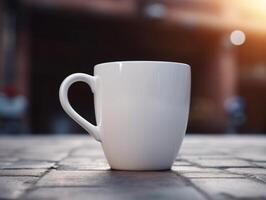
left=172, top=166, right=204, bottom=172
left=172, top=166, right=244, bottom=178
left=181, top=155, right=235, bottom=161
left=179, top=148, right=224, bottom=155
left=0, top=135, right=265, bottom=200
left=37, top=170, right=187, bottom=187
left=0, top=136, right=86, bottom=154
left=25, top=186, right=207, bottom=200
left=70, top=146, right=104, bottom=157
left=236, top=153, right=266, bottom=162
left=2, top=160, right=55, bottom=169
left=59, top=156, right=106, bottom=164
left=0, top=146, right=18, bottom=154
left=254, top=162, right=266, bottom=168
left=173, top=161, right=191, bottom=166
left=191, top=159, right=252, bottom=168
left=181, top=172, right=243, bottom=178
left=254, top=174, right=266, bottom=183
left=0, top=161, right=14, bottom=168
left=0, top=176, right=38, bottom=199
left=0, top=169, right=47, bottom=177
left=58, top=157, right=110, bottom=170
left=58, top=163, right=110, bottom=171
left=14, top=152, right=68, bottom=162
left=191, top=178, right=266, bottom=199
left=226, top=168, right=266, bottom=175
left=0, top=157, right=19, bottom=162
left=172, top=166, right=221, bottom=173
left=0, top=152, right=13, bottom=157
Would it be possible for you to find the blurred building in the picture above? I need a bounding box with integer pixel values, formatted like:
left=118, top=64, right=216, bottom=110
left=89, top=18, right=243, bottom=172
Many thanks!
left=1, top=0, right=266, bottom=134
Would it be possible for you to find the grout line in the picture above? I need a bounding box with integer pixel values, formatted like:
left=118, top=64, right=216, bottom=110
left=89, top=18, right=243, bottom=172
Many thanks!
left=16, top=167, right=51, bottom=200
left=175, top=173, right=213, bottom=200
left=17, top=145, right=80, bottom=199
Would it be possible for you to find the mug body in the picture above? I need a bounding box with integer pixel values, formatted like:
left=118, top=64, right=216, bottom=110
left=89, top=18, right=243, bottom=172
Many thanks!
left=94, top=61, right=190, bottom=170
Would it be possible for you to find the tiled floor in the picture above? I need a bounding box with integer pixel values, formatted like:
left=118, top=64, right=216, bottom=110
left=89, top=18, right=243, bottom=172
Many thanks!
left=0, top=135, right=265, bottom=199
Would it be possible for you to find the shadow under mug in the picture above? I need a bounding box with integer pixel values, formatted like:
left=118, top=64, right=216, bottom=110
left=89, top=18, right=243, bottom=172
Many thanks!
left=59, top=61, right=191, bottom=170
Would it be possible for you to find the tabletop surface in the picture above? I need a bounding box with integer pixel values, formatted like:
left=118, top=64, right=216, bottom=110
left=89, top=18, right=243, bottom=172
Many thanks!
left=0, top=135, right=265, bottom=200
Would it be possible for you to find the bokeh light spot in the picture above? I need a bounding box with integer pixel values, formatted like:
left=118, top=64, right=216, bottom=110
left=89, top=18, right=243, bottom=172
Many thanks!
left=230, top=30, right=246, bottom=46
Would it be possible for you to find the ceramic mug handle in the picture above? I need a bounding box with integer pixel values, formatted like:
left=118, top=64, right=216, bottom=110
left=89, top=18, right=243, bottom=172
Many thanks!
left=59, top=73, right=101, bottom=142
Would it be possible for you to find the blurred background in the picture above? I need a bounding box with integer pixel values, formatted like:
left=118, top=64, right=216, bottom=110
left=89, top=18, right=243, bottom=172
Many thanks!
left=0, top=0, right=266, bottom=135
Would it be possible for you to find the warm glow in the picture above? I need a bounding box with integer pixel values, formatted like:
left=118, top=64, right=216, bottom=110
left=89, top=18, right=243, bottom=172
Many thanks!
left=224, top=0, right=266, bottom=33
left=237, top=0, right=266, bottom=18
left=230, top=30, right=246, bottom=46
left=241, top=0, right=266, bottom=12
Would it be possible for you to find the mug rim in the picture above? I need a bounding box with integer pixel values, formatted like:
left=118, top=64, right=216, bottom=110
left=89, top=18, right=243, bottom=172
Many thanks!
left=95, top=61, right=190, bottom=70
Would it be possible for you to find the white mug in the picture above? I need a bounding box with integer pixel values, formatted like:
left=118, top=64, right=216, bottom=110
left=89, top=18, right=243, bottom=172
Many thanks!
left=59, top=61, right=190, bottom=170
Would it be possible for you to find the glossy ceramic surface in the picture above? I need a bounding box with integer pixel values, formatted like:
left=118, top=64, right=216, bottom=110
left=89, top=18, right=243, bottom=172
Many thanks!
left=59, top=61, right=191, bottom=170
